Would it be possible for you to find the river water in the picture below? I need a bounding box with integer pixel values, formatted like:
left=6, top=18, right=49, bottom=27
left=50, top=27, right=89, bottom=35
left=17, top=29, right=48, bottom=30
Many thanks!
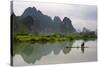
left=12, top=40, right=97, bottom=66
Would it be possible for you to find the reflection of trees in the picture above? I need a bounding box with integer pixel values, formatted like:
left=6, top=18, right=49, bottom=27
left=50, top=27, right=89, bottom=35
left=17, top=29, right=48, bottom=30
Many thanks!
left=13, top=41, right=74, bottom=64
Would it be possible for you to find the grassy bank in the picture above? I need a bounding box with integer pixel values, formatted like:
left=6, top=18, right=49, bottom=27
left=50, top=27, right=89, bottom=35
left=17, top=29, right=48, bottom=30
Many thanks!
left=13, top=32, right=97, bottom=42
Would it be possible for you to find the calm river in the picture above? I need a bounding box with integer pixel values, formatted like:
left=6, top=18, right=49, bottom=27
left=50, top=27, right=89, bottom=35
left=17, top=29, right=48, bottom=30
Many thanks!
left=13, top=40, right=97, bottom=66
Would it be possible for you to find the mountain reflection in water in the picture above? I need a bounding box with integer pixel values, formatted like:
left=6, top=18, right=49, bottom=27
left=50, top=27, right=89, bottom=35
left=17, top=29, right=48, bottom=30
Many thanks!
left=12, top=40, right=97, bottom=65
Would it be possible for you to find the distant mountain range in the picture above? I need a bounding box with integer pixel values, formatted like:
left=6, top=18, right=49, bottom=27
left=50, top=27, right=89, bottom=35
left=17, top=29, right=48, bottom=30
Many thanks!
left=11, top=7, right=76, bottom=34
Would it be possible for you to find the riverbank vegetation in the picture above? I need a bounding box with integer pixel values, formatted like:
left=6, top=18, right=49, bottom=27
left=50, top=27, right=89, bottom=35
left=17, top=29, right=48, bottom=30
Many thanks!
left=13, top=31, right=97, bottom=43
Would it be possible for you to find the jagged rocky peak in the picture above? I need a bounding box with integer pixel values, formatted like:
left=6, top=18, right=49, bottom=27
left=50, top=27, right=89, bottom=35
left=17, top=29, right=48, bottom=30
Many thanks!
left=26, top=7, right=37, bottom=11
left=63, top=17, right=71, bottom=24
left=54, top=16, right=62, bottom=23
left=37, top=10, right=42, bottom=14
left=62, top=17, right=76, bottom=32
left=13, top=6, right=76, bottom=34
left=32, top=7, right=37, bottom=10
left=22, top=7, right=38, bottom=17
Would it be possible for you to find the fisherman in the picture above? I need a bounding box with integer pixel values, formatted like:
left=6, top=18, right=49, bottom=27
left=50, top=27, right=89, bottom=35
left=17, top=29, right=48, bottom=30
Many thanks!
left=81, top=42, right=85, bottom=47
left=81, top=42, right=85, bottom=53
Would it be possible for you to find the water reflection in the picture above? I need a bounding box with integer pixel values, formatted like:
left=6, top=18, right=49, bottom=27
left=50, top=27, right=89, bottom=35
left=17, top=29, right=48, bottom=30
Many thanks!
left=63, top=42, right=73, bottom=54
left=81, top=42, right=85, bottom=53
left=13, top=41, right=75, bottom=64
left=13, top=40, right=97, bottom=65
left=81, top=47, right=85, bottom=53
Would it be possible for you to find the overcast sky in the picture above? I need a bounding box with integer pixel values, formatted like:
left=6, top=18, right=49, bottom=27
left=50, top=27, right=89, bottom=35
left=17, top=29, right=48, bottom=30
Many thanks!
left=13, top=1, right=97, bottom=31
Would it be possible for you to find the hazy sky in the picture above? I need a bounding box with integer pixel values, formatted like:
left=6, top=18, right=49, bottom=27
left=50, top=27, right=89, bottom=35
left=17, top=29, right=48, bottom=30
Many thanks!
left=13, top=1, right=97, bottom=31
